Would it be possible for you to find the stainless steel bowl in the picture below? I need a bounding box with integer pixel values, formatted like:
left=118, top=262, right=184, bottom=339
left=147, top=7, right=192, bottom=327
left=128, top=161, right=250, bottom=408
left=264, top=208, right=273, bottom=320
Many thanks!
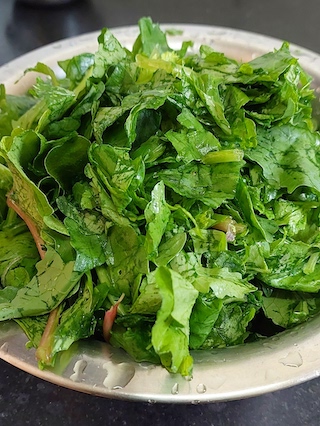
left=1, top=25, right=320, bottom=403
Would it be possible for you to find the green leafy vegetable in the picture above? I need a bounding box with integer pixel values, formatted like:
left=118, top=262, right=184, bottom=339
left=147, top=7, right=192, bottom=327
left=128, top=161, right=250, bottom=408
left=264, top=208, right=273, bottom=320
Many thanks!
left=0, top=247, right=82, bottom=320
left=1, top=17, right=320, bottom=377
left=151, top=266, right=198, bottom=376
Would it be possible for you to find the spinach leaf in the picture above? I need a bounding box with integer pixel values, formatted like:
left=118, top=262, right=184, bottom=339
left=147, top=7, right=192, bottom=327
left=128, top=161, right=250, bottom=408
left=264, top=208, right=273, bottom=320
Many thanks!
left=92, top=27, right=128, bottom=80
left=0, top=221, right=39, bottom=288
left=189, top=292, right=223, bottom=349
left=262, top=288, right=320, bottom=328
left=158, top=161, right=243, bottom=209
left=0, top=84, right=36, bottom=137
left=58, top=53, right=95, bottom=89
left=145, top=181, right=171, bottom=259
left=111, top=314, right=160, bottom=364
left=152, top=266, right=198, bottom=376
left=246, top=125, right=320, bottom=194
left=200, top=293, right=261, bottom=348
left=42, top=273, right=98, bottom=367
left=104, top=225, right=149, bottom=297
left=0, top=247, right=82, bottom=320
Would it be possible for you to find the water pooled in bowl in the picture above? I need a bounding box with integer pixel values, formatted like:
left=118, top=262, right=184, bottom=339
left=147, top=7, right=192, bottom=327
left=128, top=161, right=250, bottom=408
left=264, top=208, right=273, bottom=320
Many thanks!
left=279, top=351, right=303, bottom=368
left=171, top=383, right=179, bottom=395
left=103, top=361, right=135, bottom=390
left=196, top=383, right=207, bottom=394
left=0, top=342, right=9, bottom=353
left=138, top=361, right=157, bottom=371
left=70, top=359, right=87, bottom=382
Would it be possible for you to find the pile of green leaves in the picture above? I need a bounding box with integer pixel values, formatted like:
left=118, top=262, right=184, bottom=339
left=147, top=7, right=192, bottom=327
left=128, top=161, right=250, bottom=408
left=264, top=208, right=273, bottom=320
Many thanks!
left=1, top=17, right=320, bottom=377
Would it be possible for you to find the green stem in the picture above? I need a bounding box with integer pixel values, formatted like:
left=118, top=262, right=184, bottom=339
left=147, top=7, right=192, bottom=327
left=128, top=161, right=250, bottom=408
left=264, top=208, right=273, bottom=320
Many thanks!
left=95, top=266, right=126, bottom=315
left=202, top=149, right=244, bottom=164
left=2, top=206, right=17, bottom=228
left=168, top=203, right=200, bottom=232
left=35, top=304, right=63, bottom=367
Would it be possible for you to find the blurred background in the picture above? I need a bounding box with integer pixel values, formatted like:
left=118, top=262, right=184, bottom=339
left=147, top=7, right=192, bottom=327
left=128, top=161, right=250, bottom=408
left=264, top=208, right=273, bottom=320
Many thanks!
left=2, top=0, right=320, bottom=66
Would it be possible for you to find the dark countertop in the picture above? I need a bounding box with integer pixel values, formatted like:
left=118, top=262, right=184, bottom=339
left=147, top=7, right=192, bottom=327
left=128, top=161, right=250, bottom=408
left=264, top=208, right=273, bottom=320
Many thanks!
left=1, top=0, right=320, bottom=424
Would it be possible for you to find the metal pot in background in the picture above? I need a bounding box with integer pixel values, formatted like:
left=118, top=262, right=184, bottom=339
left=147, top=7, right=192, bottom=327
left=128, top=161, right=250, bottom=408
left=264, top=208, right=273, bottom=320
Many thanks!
left=17, top=0, right=80, bottom=5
